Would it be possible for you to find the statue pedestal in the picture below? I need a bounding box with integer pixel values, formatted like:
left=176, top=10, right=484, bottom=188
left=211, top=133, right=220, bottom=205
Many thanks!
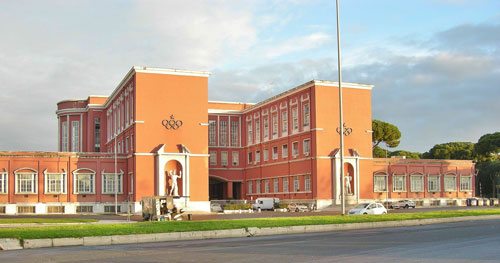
left=345, top=195, right=357, bottom=205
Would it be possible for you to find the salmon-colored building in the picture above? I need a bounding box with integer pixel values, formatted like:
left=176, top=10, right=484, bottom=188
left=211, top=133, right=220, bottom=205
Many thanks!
left=0, top=66, right=475, bottom=214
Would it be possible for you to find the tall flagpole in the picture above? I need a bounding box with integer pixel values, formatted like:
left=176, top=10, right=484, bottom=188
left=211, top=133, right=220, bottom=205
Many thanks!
left=335, top=0, right=346, bottom=215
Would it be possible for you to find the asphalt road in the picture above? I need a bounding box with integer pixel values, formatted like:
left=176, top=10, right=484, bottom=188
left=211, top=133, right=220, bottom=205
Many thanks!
left=1, top=219, right=499, bottom=263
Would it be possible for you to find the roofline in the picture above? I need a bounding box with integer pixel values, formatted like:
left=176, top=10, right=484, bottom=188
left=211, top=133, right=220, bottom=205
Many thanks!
left=242, top=80, right=373, bottom=113
left=208, top=100, right=255, bottom=105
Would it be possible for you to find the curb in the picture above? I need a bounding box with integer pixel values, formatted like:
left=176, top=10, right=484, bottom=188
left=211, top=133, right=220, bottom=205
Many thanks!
left=1, top=214, right=499, bottom=250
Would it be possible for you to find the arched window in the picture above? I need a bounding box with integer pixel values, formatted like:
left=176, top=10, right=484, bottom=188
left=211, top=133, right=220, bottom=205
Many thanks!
left=14, top=168, right=37, bottom=194
left=73, top=168, right=96, bottom=194
left=373, top=172, right=388, bottom=192
left=410, top=173, right=424, bottom=192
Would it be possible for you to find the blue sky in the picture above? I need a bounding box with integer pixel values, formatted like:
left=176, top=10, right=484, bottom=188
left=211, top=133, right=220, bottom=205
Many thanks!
left=0, top=0, right=499, bottom=152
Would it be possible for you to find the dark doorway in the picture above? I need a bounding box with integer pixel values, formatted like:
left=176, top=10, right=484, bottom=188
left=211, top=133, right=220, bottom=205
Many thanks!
left=232, top=182, right=242, bottom=199
left=209, top=177, right=226, bottom=200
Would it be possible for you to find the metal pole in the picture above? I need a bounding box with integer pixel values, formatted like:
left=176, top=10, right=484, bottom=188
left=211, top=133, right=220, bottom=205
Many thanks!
left=114, top=135, right=118, bottom=215
left=335, top=0, right=346, bottom=215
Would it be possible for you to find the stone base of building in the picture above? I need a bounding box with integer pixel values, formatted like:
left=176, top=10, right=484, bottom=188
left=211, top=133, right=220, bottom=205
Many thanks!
left=0, top=200, right=211, bottom=215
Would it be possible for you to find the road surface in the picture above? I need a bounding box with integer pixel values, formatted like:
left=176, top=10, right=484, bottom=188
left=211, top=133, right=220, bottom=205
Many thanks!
left=1, top=219, right=499, bottom=262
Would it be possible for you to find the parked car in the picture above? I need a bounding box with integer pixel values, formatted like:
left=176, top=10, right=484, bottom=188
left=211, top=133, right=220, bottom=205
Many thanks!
left=210, top=203, right=224, bottom=213
left=348, top=202, right=387, bottom=215
left=390, top=200, right=416, bottom=209
left=287, top=203, right=310, bottom=212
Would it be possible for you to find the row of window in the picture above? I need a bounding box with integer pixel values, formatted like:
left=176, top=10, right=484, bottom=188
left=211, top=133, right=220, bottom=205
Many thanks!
left=210, top=151, right=239, bottom=166
left=373, top=174, right=473, bottom=193
left=247, top=175, right=311, bottom=194
left=108, top=134, right=134, bottom=154
left=208, top=117, right=240, bottom=147
left=248, top=139, right=311, bottom=165
left=246, top=96, right=310, bottom=146
left=107, top=84, right=134, bottom=142
left=0, top=171, right=131, bottom=195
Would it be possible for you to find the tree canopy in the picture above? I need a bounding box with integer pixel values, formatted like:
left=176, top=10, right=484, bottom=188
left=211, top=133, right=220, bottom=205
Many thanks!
left=422, top=142, right=475, bottom=160
left=476, top=160, right=500, bottom=198
left=474, top=132, right=500, bottom=160
left=372, top=120, right=401, bottom=149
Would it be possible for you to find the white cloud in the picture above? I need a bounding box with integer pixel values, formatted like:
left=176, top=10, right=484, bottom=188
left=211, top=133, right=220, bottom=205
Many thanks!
left=263, top=32, right=332, bottom=58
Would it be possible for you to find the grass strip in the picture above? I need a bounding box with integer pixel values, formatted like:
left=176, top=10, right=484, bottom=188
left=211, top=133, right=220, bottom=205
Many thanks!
left=0, top=218, right=98, bottom=224
left=0, top=209, right=499, bottom=240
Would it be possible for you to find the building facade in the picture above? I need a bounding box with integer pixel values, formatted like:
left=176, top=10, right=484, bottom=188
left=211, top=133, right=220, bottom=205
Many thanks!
left=0, top=66, right=475, bottom=214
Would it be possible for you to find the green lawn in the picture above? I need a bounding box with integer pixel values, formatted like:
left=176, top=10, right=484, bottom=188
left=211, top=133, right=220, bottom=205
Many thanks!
left=0, top=209, right=499, bottom=240
left=0, top=218, right=98, bottom=224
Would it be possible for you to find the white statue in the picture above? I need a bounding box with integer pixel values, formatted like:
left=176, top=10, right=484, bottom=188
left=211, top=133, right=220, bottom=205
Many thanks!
left=169, top=169, right=182, bottom=197
left=345, top=173, right=352, bottom=195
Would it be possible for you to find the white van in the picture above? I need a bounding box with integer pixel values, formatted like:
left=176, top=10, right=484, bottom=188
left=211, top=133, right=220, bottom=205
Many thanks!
left=252, top=198, right=280, bottom=210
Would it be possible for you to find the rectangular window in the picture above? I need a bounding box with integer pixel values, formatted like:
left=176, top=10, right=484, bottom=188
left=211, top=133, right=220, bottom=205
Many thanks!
left=76, top=206, right=93, bottom=213
left=428, top=175, right=440, bottom=192
left=71, top=121, right=80, bottom=152
left=102, top=173, right=123, bottom=194
left=129, top=173, right=134, bottom=194
left=305, top=175, right=311, bottom=191
left=256, top=180, right=261, bottom=194
left=264, top=179, right=269, bottom=193
left=255, top=150, right=261, bottom=163
left=221, top=151, right=228, bottom=166
left=294, top=176, right=300, bottom=192
left=255, top=119, right=260, bottom=144
left=393, top=175, right=407, bottom=192
left=61, top=121, right=68, bottom=151
left=209, top=121, right=216, bottom=146
left=282, top=144, right=288, bottom=158
left=303, top=102, right=310, bottom=128
left=16, top=173, right=37, bottom=194
left=460, top=176, right=472, bottom=191
left=292, top=141, right=299, bottom=157
left=281, top=111, right=288, bottom=135
left=94, top=117, right=101, bottom=152
left=263, top=116, right=269, bottom=140
left=219, top=120, right=228, bottom=146
left=0, top=172, right=7, bottom=194
left=292, top=107, right=298, bottom=133
left=230, top=121, right=239, bottom=147
left=272, top=114, right=278, bottom=138
left=283, top=177, right=289, bottom=192
left=232, top=151, right=239, bottom=166
left=444, top=176, right=457, bottom=192
left=247, top=181, right=253, bottom=194
left=272, top=146, right=278, bottom=160
left=263, top=149, right=269, bottom=161
left=303, top=139, right=311, bottom=156
left=410, top=175, right=424, bottom=192
left=45, top=173, right=66, bottom=194
left=75, top=173, right=94, bottom=194
left=130, top=134, right=134, bottom=152
left=125, top=97, right=129, bottom=126
left=273, top=178, right=279, bottom=193
left=210, top=151, right=217, bottom=165
left=130, top=94, right=134, bottom=123
left=374, top=175, right=388, bottom=192
left=247, top=120, right=253, bottom=145
left=247, top=152, right=253, bottom=164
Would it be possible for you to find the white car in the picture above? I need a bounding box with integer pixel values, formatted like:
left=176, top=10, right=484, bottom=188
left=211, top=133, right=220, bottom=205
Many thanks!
left=348, top=202, right=387, bottom=215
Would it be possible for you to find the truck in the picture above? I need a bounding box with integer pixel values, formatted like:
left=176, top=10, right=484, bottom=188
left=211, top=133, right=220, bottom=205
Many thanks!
left=252, top=197, right=280, bottom=210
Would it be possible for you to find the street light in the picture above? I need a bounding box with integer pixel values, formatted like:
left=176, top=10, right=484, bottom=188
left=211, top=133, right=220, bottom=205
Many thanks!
left=335, top=0, right=346, bottom=215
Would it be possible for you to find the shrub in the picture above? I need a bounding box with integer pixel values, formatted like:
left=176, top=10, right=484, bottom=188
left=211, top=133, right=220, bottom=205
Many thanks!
left=223, top=203, right=252, bottom=210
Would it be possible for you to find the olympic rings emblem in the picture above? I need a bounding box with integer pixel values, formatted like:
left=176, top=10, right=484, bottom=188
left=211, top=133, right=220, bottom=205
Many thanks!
left=162, top=115, right=183, bottom=130
left=336, top=123, right=353, bottom=136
